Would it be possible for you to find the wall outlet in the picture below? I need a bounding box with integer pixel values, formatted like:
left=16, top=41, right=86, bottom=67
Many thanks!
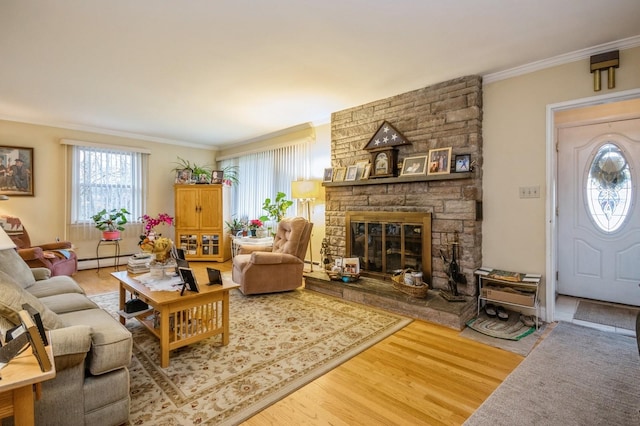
left=519, top=186, right=540, bottom=198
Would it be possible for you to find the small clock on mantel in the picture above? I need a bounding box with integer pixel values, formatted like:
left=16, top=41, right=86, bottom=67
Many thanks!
left=362, top=121, right=410, bottom=178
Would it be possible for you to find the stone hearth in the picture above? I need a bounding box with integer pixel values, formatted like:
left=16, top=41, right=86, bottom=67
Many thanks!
left=304, top=271, right=477, bottom=330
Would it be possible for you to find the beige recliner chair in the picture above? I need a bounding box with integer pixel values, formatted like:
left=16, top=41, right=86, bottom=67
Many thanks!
left=232, top=217, right=312, bottom=295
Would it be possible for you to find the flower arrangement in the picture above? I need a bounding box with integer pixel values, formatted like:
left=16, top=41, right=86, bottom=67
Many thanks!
left=248, top=219, right=263, bottom=230
left=138, top=213, right=175, bottom=263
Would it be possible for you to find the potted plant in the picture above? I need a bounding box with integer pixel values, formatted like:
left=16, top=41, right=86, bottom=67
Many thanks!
left=225, top=215, right=246, bottom=236
left=91, top=208, right=130, bottom=240
left=171, top=156, right=213, bottom=183
left=259, top=192, right=293, bottom=224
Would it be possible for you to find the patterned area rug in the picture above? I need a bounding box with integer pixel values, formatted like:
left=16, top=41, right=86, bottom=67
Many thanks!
left=91, top=289, right=411, bottom=425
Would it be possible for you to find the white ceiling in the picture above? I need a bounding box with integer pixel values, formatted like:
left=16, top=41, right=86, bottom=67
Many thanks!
left=1, top=1, right=639, bottom=149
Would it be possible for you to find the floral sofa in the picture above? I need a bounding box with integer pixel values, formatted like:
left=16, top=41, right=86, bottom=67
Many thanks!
left=0, top=247, right=132, bottom=426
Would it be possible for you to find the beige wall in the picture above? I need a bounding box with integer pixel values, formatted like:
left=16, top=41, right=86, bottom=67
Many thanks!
left=483, top=46, right=640, bottom=306
left=0, top=120, right=216, bottom=259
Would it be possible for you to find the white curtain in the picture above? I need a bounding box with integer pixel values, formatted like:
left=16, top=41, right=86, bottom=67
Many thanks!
left=221, top=142, right=309, bottom=222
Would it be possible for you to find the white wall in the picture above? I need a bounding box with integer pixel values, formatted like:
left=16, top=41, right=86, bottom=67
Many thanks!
left=482, top=45, right=640, bottom=306
left=0, top=120, right=215, bottom=260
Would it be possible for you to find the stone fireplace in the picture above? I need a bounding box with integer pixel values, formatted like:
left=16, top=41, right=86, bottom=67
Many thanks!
left=324, top=75, right=483, bottom=297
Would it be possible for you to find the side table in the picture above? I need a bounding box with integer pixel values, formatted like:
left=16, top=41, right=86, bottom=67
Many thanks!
left=96, top=238, right=121, bottom=272
left=0, top=346, right=56, bottom=426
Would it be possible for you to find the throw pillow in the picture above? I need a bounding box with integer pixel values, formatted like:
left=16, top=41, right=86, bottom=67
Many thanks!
left=0, top=270, right=64, bottom=330
left=0, top=248, right=36, bottom=289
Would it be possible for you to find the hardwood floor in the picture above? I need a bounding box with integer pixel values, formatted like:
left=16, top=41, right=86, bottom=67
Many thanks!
left=75, top=261, right=522, bottom=425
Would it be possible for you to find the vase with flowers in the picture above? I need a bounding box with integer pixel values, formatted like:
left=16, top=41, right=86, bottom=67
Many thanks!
left=248, top=219, right=263, bottom=237
left=139, top=213, right=175, bottom=264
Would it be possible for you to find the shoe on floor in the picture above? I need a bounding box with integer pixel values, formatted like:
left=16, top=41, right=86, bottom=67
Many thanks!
left=485, top=303, right=497, bottom=317
left=496, top=306, right=509, bottom=321
left=520, top=314, right=535, bottom=327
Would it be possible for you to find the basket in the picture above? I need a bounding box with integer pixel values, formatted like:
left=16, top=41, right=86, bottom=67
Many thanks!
left=328, top=272, right=360, bottom=283
left=391, top=270, right=429, bottom=298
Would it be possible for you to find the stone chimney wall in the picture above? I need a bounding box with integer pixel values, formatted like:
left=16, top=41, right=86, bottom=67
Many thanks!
left=326, top=75, right=483, bottom=295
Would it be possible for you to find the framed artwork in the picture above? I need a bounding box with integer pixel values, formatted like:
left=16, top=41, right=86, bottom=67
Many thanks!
left=345, top=165, right=358, bottom=181
left=323, top=168, right=333, bottom=182
left=196, top=173, right=210, bottom=184
left=211, top=170, right=224, bottom=184
left=0, top=146, right=34, bottom=196
left=333, top=167, right=346, bottom=182
left=454, top=154, right=471, bottom=172
left=400, top=155, right=428, bottom=176
left=362, top=164, right=372, bottom=179
left=175, top=169, right=192, bottom=184
left=427, top=147, right=452, bottom=176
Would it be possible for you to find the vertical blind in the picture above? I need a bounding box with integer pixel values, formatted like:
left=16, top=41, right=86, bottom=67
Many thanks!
left=222, top=141, right=309, bottom=221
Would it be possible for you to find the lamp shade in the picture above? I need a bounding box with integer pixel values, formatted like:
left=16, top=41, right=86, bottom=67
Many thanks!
left=291, top=180, right=321, bottom=200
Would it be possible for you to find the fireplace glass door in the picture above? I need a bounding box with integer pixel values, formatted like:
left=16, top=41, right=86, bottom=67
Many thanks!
left=346, top=212, right=431, bottom=279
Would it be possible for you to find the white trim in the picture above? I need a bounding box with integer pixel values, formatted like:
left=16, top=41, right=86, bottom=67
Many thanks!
left=545, top=87, right=640, bottom=322
left=485, top=35, right=640, bottom=85
left=60, top=138, right=152, bottom=154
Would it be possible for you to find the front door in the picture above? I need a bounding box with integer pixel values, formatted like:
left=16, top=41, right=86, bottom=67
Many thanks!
left=557, top=119, right=640, bottom=305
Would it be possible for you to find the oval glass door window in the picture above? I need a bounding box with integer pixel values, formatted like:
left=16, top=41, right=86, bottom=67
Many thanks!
left=585, top=143, right=632, bottom=233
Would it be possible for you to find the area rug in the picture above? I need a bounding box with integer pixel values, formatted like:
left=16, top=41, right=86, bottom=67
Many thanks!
left=465, top=310, right=536, bottom=341
left=464, top=322, right=640, bottom=425
left=459, top=322, right=546, bottom=356
left=574, top=300, right=639, bottom=330
left=91, top=289, right=411, bottom=425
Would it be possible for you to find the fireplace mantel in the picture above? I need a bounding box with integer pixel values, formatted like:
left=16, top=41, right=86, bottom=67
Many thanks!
left=323, top=171, right=472, bottom=187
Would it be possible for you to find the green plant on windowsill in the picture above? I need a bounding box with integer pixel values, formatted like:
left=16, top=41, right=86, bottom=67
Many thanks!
left=259, top=192, right=293, bottom=223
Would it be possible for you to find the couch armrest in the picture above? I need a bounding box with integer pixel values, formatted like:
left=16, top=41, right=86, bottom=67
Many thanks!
left=31, top=267, right=52, bottom=281
left=250, top=252, right=302, bottom=265
left=49, top=325, right=92, bottom=371
left=17, top=247, right=44, bottom=261
left=38, top=241, right=73, bottom=251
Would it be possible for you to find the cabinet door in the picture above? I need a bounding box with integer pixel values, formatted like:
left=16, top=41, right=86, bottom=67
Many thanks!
left=175, top=187, right=199, bottom=229
left=200, top=233, right=221, bottom=257
left=199, top=186, right=221, bottom=229
left=177, top=232, right=199, bottom=256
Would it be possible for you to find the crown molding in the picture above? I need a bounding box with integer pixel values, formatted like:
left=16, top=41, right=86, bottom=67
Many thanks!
left=483, top=35, right=640, bottom=85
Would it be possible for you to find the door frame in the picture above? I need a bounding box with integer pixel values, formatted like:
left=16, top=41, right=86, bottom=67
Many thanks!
left=545, top=88, right=640, bottom=322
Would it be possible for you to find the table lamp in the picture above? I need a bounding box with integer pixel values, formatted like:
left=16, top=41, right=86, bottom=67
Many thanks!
left=291, top=180, right=321, bottom=271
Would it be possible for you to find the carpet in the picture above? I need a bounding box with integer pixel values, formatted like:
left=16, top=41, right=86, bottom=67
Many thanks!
left=464, top=322, right=640, bottom=426
left=91, top=289, right=411, bottom=425
left=574, top=300, right=640, bottom=330
left=466, top=309, right=536, bottom=341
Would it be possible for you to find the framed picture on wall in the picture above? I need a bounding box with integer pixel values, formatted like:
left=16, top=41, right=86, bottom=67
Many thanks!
left=427, top=147, right=452, bottom=176
left=0, top=146, right=34, bottom=196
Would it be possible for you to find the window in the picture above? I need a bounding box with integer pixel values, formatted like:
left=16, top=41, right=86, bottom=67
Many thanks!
left=586, top=142, right=632, bottom=233
left=70, top=144, right=147, bottom=225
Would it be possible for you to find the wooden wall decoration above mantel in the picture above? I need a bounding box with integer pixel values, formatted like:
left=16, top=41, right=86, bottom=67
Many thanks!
left=363, top=121, right=411, bottom=178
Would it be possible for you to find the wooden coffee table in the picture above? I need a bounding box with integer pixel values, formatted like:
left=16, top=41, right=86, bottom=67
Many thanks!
left=111, top=270, right=239, bottom=368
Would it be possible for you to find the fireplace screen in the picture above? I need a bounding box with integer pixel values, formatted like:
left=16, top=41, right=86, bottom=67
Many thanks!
left=346, top=212, right=432, bottom=280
